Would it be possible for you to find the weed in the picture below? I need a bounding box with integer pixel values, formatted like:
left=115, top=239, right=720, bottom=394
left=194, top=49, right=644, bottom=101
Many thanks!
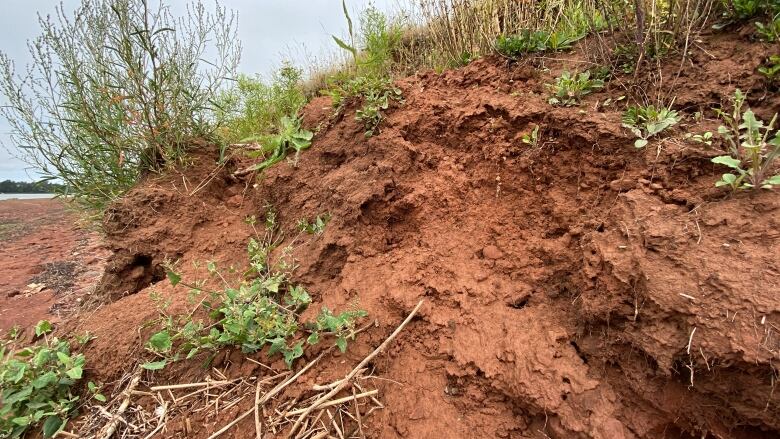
left=622, top=104, right=680, bottom=148
left=325, top=3, right=403, bottom=137
left=216, top=64, right=307, bottom=145
left=758, top=55, right=780, bottom=82
left=685, top=131, right=714, bottom=146
left=521, top=125, right=541, bottom=147
left=142, top=211, right=366, bottom=370
left=547, top=71, right=604, bottom=106
left=0, top=320, right=85, bottom=438
left=755, top=14, right=780, bottom=41
left=239, top=116, right=313, bottom=174
left=297, top=214, right=331, bottom=235
left=496, top=29, right=585, bottom=58
left=710, top=89, right=780, bottom=190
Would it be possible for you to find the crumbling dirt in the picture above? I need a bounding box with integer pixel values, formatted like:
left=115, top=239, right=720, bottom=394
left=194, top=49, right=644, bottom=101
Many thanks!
left=39, top=29, right=780, bottom=438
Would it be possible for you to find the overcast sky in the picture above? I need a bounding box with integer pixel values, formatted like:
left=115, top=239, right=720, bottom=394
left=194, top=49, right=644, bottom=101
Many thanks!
left=0, top=0, right=397, bottom=182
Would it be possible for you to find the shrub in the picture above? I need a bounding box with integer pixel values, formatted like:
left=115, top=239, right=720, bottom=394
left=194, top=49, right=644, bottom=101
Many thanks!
left=0, top=321, right=85, bottom=438
left=324, top=2, right=403, bottom=137
left=622, top=104, right=680, bottom=148
left=216, top=64, right=307, bottom=144
left=0, top=0, right=240, bottom=212
left=142, top=211, right=366, bottom=370
left=547, top=71, right=604, bottom=106
left=710, top=89, right=780, bottom=190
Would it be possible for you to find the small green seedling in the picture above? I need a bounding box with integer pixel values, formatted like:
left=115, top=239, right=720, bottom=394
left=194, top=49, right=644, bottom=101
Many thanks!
left=622, top=104, right=680, bottom=148
left=755, top=14, right=780, bottom=42
left=521, top=125, right=540, bottom=147
left=297, top=214, right=331, bottom=235
left=758, top=55, right=780, bottom=82
left=711, top=89, right=780, bottom=190
left=685, top=131, right=714, bottom=146
left=547, top=71, right=604, bottom=106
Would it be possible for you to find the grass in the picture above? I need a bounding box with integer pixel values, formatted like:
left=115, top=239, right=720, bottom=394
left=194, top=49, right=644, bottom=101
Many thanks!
left=141, top=210, right=366, bottom=370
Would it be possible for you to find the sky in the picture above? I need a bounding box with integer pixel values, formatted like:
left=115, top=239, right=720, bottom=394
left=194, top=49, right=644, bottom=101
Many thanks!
left=0, top=0, right=397, bottom=182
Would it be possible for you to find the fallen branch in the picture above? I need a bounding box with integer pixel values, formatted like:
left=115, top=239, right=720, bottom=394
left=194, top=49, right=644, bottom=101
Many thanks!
left=98, top=368, right=143, bottom=439
left=150, top=380, right=233, bottom=391
left=287, top=299, right=424, bottom=438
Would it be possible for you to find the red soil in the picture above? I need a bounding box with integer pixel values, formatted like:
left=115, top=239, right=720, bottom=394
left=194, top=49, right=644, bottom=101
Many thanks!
left=15, top=30, right=780, bottom=439
left=0, top=199, right=108, bottom=334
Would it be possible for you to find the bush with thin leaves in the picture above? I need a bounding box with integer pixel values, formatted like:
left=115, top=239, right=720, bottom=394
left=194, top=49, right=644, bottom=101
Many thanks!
left=0, top=0, right=240, bottom=213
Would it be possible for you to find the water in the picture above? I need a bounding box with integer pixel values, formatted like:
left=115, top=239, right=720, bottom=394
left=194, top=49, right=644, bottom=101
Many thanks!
left=0, top=193, right=56, bottom=201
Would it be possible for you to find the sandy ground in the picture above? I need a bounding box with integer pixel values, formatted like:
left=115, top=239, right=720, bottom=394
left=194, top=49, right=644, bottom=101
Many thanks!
left=0, top=198, right=108, bottom=333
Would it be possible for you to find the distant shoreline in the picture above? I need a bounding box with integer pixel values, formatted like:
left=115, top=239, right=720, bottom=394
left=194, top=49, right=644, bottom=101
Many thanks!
left=0, top=193, right=56, bottom=201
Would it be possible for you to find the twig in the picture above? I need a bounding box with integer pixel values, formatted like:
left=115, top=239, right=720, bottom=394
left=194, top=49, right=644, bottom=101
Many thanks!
left=98, top=368, right=143, bottom=439
left=206, top=352, right=325, bottom=439
left=150, top=380, right=233, bottom=391
left=142, top=395, right=167, bottom=439
left=286, top=390, right=378, bottom=416
left=255, top=377, right=262, bottom=439
left=287, top=299, right=424, bottom=438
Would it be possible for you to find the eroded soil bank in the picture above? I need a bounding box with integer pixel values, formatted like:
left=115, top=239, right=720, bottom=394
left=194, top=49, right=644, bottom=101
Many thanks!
left=10, top=31, right=780, bottom=439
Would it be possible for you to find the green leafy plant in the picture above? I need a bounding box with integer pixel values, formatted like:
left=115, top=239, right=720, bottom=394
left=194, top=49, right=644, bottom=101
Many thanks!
left=547, top=71, right=604, bottom=106
left=324, top=3, right=403, bottom=137
left=297, top=214, right=331, bottom=235
left=755, top=14, right=780, bottom=41
left=521, top=124, right=541, bottom=147
left=685, top=131, right=714, bottom=146
left=622, top=104, right=680, bottom=148
left=216, top=64, right=307, bottom=145
left=239, top=116, right=313, bottom=173
left=142, top=211, right=366, bottom=370
left=0, top=0, right=240, bottom=213
left=496, top=28, right=585, bottom=58
left=0, top=320, right=85, bottom=438
left=711, top=89, right=780, bottom=190
left=758, top=55, right=780, bottom=82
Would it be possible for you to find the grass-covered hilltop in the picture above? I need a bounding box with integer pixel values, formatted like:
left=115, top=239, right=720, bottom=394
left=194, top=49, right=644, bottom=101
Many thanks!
left=1, top=0, right=780, bottom=438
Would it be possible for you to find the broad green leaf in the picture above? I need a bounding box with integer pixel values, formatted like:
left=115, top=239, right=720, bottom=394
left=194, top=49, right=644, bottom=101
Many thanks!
left=763, top=175, right=780, bottom=186
left=148, top=331, right=172, bottom=352
left=166, top=270, right=181, bottom=287
left=335, top=336, right=348, bottom=353
left=34, top=320, right=53, bottom=336
left=42, top=416, right=64, bottom=437
left=94, top=393, right=107, bottom=402
left=66, top=366, right=83, bottom=380
left=307, top=332, right=320, bottom=346
left=711, top=155, right=741, bottom=169
left=141, top=360, right=167, bottom=370
left=634, top=139, right=648, bottom=149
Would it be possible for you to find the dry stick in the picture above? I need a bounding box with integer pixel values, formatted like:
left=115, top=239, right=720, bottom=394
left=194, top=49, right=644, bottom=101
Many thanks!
left=98, top=368, right=143, bottom=439
left=288, top=299, right=425, bottom=438
left=205, top=352, right=327, bottom=439
left=150, top=380, right=233, bottom=392
left=254, top=378, right=263, bottom=439
left=286, top=390, right=378, bottom=416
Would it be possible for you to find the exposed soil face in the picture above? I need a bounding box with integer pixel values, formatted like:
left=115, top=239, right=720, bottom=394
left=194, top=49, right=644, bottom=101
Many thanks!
left=45, top=30, right=780, bottom=438
left=0, top=199, right=108, bottom=334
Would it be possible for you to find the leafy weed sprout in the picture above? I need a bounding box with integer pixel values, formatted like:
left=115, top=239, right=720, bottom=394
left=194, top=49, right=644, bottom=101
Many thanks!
left=710, top=89, right=780, bottom=190
left=0, top=321, right=85, bottom=438
left=758, top=55, right=780, bottom=83
left=496, top=29, right=586, bottom=58
left=547, top=71, right=604, bottom=106
left=142, top=210, right=366, bottom=370
left=323, top=2, right=403, bottom=137
left=622, top=104, right=680, bottom=148
left=237, top=116, right=313, bottom=174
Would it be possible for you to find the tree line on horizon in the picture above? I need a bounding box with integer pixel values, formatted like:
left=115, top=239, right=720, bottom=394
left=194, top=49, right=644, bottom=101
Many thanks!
left=0, top=179, right=64, bottom=193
